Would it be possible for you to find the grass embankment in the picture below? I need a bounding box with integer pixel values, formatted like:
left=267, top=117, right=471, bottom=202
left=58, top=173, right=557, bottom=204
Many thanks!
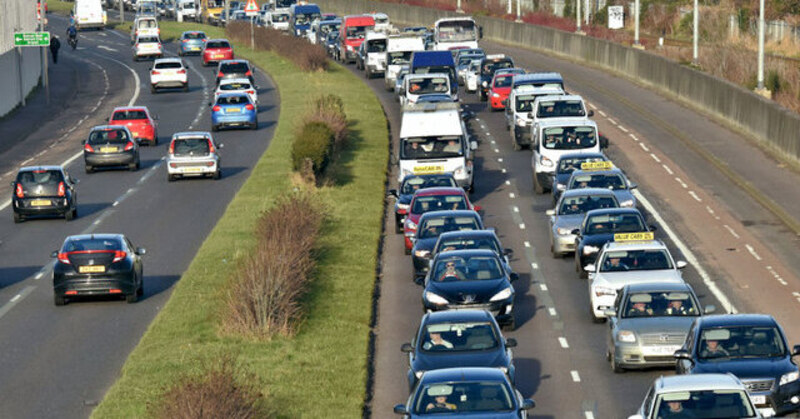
left=92, top=20, right=388, bottom=417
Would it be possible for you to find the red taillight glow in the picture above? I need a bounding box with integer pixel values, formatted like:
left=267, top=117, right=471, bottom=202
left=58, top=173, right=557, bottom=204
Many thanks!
left=65, top=290, right=78, bottom=295
left=182, top=39, right=189, bottom=43
left=124, top=141, right=135, bottom=151
left=246, top=90, right=255, bottom=95
left=217, top=71, right=224, bottom=78
left=245, top=70, right=252, bottom=77
left=84, top=143, right=95, bottom=153
left=208, top=140, right=215, bottom=153
left=177, top=69, right=186, bottom=74
left=57, top=182, right=65, bottom=197
left=212, top=105, right=221, bottom=112
left=206, top=162, right=215, bottom=167
left=169, top=141, right=175, bottom=154
left=57, top=252, right=71, bottom=264
left=15, top=183, right=23, bottom=198
left=151, top=70, right=160, bottom=75
left=245, top=104, right=255, bottom=111
left=109, top=289, right=122, bottom=294
left=112, top=251, right=127, bottom=263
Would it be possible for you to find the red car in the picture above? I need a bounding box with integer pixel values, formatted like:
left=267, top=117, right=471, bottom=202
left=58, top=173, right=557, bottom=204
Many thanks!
left=490, top=68, right=526, bottom=111
left=202, top=39, right=234, bottom=67
left=402, top=187, right=480, bottom=254
left=108, top=106, right=158, bottom=146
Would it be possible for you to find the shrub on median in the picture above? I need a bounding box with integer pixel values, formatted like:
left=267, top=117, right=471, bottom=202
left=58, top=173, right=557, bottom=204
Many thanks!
left=291, top=121, right=335, bottom=177
left=226, top=22, right=328, bottom=72
left=306, top=94, right=348, bottom=147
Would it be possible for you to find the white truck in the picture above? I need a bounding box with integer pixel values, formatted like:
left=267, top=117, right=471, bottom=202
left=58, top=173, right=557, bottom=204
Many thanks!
left=384, top=34, right=425, bottom=91
left=74, top=0, right=107, bottom=30
left=361, top=31, right=388, bottom=79
left=530, top=119, right=604, bottom=194
left=176, top=0, right=197, bottom=22
left=433, top=17, right=481, bottom=51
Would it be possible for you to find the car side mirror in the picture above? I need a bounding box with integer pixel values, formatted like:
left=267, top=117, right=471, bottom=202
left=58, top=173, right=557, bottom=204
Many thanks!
left=676, top=260, right=687, bottom=269
left=520, top=399, right=535, bottom=410
left=473, top=205, right=482, bottom=212
left=704, top=305, right=716, bottom=314
left=135, top=247, right=147, bottom=255
left=400, top=343, right=414, bottom=353
left=571, top=228, right=580, bottom=235
left=588, top=109, right=594, bottom=117
left=600, top=137, right=609, bottom=149
left=674, top=349, right=692, bottom=361
left=545, top=209, right=555, bottom=216
left=629, top=183, right=638, bottom=189
left=393, top=404, right=409, bottom=415
left=509, top=272, right=519, bottom=282
left=648, top=225, right=658, bottom=232
left=792, top=344, right=800, bottom=356
left=584, top=264, right=595, bottom=272
left=51, top=251, right=59, bottom=258
left=470, top=140, right=478, bottom=150
left=603, top=308, right=617, bottom=317
left=505, top=338, right=518, bottom=348
left=388, top=189, right=398, bottom=197
left=503, top=248, right=513, bottom=256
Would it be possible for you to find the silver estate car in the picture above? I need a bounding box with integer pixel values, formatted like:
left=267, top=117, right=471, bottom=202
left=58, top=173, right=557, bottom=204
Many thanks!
left=566, top=166, right=638, bottom=208
left=166, top=132, right=222, bottom=181
left=607, top=281, right=715, bottom=372
left=547, top=188, right=619, bottom=258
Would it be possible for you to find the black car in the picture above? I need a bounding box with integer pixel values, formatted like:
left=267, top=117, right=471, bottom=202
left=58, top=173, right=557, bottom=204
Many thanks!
left=83, top=125, right=141, bottom=173
left=675, top=314, right=800, bottom=416
left=215, top=59, right=254, bottom=85
left=432, top=230, right=513, bottom=264
left=573, top=208, right=654, bottom=278
left=402, top=310, right=517, bottom=392
left=478, top=55, right=514, bottom=101
left=393, top=367, right=534, bottom=418
left=52, top=234, right=146, bottom=306
left=389, top=174, right=459, bottom=234
left=421, top=249, right=517, bottom=330
left=551, top=152, right=609, bottom=205
left=325, top=30, right=341, bottom=59
left=11, top=166, right=78, bottom=223
left=412, top=210, right=484, bottom=280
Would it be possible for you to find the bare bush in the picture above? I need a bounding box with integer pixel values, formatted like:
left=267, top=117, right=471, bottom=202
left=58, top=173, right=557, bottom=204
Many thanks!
left=305, top=94, right=348, bottom=148
left=223, top=193, right=324, bottom=338
left=226, top=22, right=329, bottom=72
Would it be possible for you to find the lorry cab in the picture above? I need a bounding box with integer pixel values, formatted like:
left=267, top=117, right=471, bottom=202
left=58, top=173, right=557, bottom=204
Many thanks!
left=266, top=8, right=291, bottom=31
left=410, top=51, right=458, bottom=99
left=505, top=85, right=565, bottom=150
left=176, top=0, right=197, bottom=22
left=360, top=31, right=388, bottom=78
left=290, top=3, right=321, bottom=37
left=384, top=34, right=425, bottom=91
left=531, top=119, right=604, bottom=194
left=531, top=94, right=593, bottom=126
left=339, top=14, right=376, bottom=63
left=433, top=17, right=482, bottom=51
left=398, top=102, right=476, bottom=192
left=400, top=73, right=453, bottom=106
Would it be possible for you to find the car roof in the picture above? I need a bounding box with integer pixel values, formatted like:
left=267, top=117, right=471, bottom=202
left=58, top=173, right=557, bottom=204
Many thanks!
left=561, top=188, right=617, bottom=198
left=536, top=94, right=584, bottom=102
left=112, top=106, right=149, bottom=112
left=218, top=77, right=252, bottom=85
left=413, top=187, right=466, bottom=197
left=603, top=239, right=668, bottom=251
left=570, top=168, right=625, bottom=177
left=625, top=281, right=693, bottom=293
left=557, top=152, right=607, bottom=161
left=424, top=309, right=496, bottom=324
left=436, top=248, right=498, bottom=258
left=514, top=72, right=564, bottom=83
left=420, top=367, right=508, bottom=384
left=91, top=124, right=131, bottom=131
left=153, top=57, right=183, bottom=64
left=437, top=230, right=498, bottom=241
left=585, top=207, right=642, bottom=217
left=19, top=165, right=63, bottom=172
left=538, top=119, right=598, bottom=129
left=65, top=233, right=125, bottom=241
left=695, top=314, right=778, bottom=328
left=172, top=131, right=212, bottom=139
left=219, top=59, right=249, bottom=65
left=419, top=210, right=480, bottom=221
left=655, top=374, right=745, bottom=393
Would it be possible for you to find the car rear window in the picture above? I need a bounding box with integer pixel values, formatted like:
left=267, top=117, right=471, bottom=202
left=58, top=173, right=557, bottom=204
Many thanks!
left=221, top=62, right=249, bottom=73
left=217, top=95, right=250, bottom=105
left=17, top=170, right=64, bottom=187
left=220, top=81, right=252, bottom=91
left=62, top=237, right=123, bottom=252
left=173, top=138, right=210, bottom=156
left=206, top=41, right=230, bottom=48
left=184, top=32, right=206, bottom=40
left=138, top=36, right=160, bottom=43
left=138, top=19, right=157, bottom=29
left=155, top=61, right=183, bottom=69
left=112, top=110, right=148, bottom=120
left=88, top=129, right=130, bottom=144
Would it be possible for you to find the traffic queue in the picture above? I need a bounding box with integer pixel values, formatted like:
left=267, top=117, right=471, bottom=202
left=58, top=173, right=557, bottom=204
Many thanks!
left=331, top=6, right=800, bottom=419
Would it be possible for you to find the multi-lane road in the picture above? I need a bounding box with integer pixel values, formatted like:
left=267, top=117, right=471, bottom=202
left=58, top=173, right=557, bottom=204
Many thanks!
left=0, top=14, right=277, bottom=418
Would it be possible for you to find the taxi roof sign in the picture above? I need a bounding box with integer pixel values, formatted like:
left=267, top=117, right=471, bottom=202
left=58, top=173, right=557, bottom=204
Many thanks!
left=581, top=161, right=614, bottom=171
left=614, top=232, right=655, bottom=242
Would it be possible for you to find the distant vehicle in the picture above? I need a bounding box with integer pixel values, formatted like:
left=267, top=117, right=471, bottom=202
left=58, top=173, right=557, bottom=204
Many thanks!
left=215, top=78, right=258, bottom=106
left=411, top=207, right=484, bottom=278
left=264, top=8, right=291, bottom=31
left=385, top=34, right=425, bottom=91
left=551, top=152, right=609, bottom=204
left=132, top=35, right=163, bottom=61
left=289, top=3, right=321, bottom=37
left=83, top=125, right=140, bottom=172
left=547, top=188, right=619, bottom=258
left=573, top=208, right=654, bottom=276
left=108, top=106, right=159, bottom=145
left=478, top=54, right=514, bottom=101
left=456, top=53, right=483, bottom=86
left=401, top=73, right=452, bottom=106
left=149, top=58, right=188, bottom=94
left=131, top=16, right=159, bottom=42
left=74, top=0, right=107, bottom=30
left=530, top=119, right=604, bottom=194
left=215, top=59, right=254, bottom=85
left=432, top=230, right=513, bottom=265
left=339, top=14, right=375, bottom=64
left=566, top=163, right=637, bottom=208
left=178, top=30, right=207, bottom=56
left=370, top=12, right=391, bottom=32
left=489, top=68, right=525, bottom=111
left=410, top=51, right=457, bottom=97
left=403, top=188, right=479, bottom=254
left=388, top=173, right=458, bottom=234
left=200, top=0, right=224, bottom=24
left=11, top=166, right=78, bottom=223
left=176, top=0, right=197, bottom=21
left=202, top=38, right=234, bottom=66
left=505, top=85, right=565, bottom=150
left=210, top=93, right=258, bottom=131
left=311, top=18, right=341, bottom=45
left=167, top=132, right=222, bottom=181
left=356, top=31, right=387, bottom=79
left=433, top=17, right=481, bottom=51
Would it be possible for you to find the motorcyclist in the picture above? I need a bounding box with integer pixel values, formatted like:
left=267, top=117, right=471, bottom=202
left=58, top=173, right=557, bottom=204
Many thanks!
left=66, top=24, right=78, bottom=49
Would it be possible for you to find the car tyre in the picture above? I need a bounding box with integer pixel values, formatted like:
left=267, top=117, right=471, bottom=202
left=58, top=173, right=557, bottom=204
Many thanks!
left=129, top=158, right=140, bottom=171
left=251, top=120, right=258, bottom=130
left=404, top=246, right=411, bottom=256
left=211, top=124, right=218, bottom=132
left=168, top=173, right=177, bottom=182
left=150, top=85, right=157, bottom=94
left=395, top=223, right=403, bottom=234
left=609, top=350, right=624, bottom=373
left=13, top=212, right=23, bottom=223
left=551, top=243, right=562, bottom=259
left=591, top=307, right=605, bottom=324
left=65, top=208, right=74, bottom=221
left=213, top=169, right=221, bottom=180
left=183, top=83, right=189, bottom=92
left=54, top=294, right=67, bottom=306
left=512, top=138, right=521, bottom=151
left=502, top=318, right=515, bottom=332
left=126, top=292, right=138, bottom=304
left=85, top=165, right=94, bottom=174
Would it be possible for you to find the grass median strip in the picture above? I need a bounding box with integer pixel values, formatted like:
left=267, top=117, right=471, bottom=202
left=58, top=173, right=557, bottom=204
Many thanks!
left=92, top=20, right=388, bottom=417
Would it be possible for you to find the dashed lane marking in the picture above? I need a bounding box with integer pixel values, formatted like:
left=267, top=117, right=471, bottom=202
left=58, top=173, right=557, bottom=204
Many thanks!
left=607, top=118, right=617, bottom=125
left=548, top=307, right=557, bottom=316
left=598, top=110, right=607, bottom=117
left=509, top=192, right=515, bottom=198
left=524, top=241, right=531, bottom=248
left=629, top=133, right=639, bottom=142
left=745, top=244, right=762, bottom=261
left=540, top=284, right=548, bottom=291
left=675, top=177, right=688, bottom=189
left=650, top=153, right=661, bottom=163
left=531, top=263, right=539, bottom=270
left=723, top=225, right=740, bottom=239
left=585, top=412, right=596, bottom=419
left=639, top=142, right=650, bottom=152
left=688, top=191, right=702, bottom=202
left=618, top=125, right=629, bottom=133
left=0, top=286, right=36, bottom=320
left=505, top=180, right=511, bottom=186
left=571, top=371, right=581, bottom=382
left=519, top=223, right=526, bottom=230
left=558, top=337, right=569, bottom=348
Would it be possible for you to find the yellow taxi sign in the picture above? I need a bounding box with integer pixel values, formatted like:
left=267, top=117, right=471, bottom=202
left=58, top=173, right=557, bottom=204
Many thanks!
left=413, top=165, right=445, bottom=174
left=580, top=161, right=613, bottom=171
left=614, top=232, right=655, bottom=242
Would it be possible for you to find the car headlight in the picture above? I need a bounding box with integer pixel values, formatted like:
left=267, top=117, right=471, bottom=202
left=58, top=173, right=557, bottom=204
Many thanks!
left=491, top=92, right=500, bottom=98
left=405, top=219, right=417, bottom=231
left=482, top=81, right=488, bottom=87
left=556, top=227, right=572, bottom=235
left=414, top=249, right=430, bottom=258
left=396, top=202, right=410, bottom=211
left=425, top=291, right=449, bottom=305
left=346, top=45, right=353, bottom=51
left=583, top=245, right=599, bottom=255
left=556, top=183, right=567, bottom=191
left=415, top=370, right=425, bottom=379
left=490, top=287, right=513, bottom=302
left=620, top=199, right=634, bottom=208
left=617, top=330, right=636, bottom=343
left=594, top=286, right=616, bottom=297
left=780, top=371, right=800, bottom=386
left=540, top=155, right=554, bottom=168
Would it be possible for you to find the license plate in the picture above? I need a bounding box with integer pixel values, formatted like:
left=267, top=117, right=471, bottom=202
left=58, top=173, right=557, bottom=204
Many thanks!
left=183, top=167, right=204, bottom=173
left=31, top=199, right=50, bottom=206
left=413, top=165, right=445, bottom=174
left=79, top=265, right=106, bottom=273
left=751, top=395, right=766, bottom=405
left=192, top=47, right=200, bottom=51
left=132, top=132, right=140, bottom=136
left=644, top=345, right=681, bottom=356
left=100, top=146, right=118, bottom=153
left=214, top=54, right=224, bottom=58
left=226, top=108, right=241, bottom=113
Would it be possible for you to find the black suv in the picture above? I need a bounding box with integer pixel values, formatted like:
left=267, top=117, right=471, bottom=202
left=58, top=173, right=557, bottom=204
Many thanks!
left=11, top=166, right=78, bottom=223
left=215, top=59, right=254, bottom=85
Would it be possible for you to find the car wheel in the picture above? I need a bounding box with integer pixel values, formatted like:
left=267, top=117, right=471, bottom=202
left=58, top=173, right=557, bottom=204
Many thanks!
left=251, top=120, right=258, bottom=130
left=404, top=246, right=411, bottom=256
left=395, top=223, right=403, bottom=234
left=533, top=173, right=544, bottom=194
left=126, top=292, right=138, bottom=303
left=551, top=242, right=562, bottom=259
left=152, top=137, right=158, bottom=146
left=167, top=173, right=177, bottom=182
left=512, top=138, right=521, bottom=151
left=591, top=308, right=605, bottom=324
left=13, top=212, right=23, bottom=223
left=213, top=169, right=221, bottom=180
left=54, top=294, right=67, bottom=306
left=150, top=85, right=157, bottom=94
left=211, top=124, right=218, bottom=132
left=129, top=160, right=139, bottom=171
left=137, top=280, right=144, bottom=297
left=85, top=165, right=94, bottom=174
left=65, top=208, right=74, bottom=221
left=609, top=350, right=624, bottom=373
left=183, top=83, right=189, bottom=92
left=502, top=317, right=516, bottom=332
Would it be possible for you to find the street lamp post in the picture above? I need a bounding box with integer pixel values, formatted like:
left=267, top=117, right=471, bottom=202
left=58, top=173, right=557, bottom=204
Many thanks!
left=692, top=0, right=698, bottom=63
left=757, top=0, right=765, bottom=90
left=576, top=0, right=582, bottom=33
left=633, top=0, right=640, bottom=45
left=516, top=0, right=522, bottom=22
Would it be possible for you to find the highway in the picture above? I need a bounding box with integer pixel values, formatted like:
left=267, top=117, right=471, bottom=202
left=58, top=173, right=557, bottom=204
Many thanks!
left=0, top=14, right=278, bottom=418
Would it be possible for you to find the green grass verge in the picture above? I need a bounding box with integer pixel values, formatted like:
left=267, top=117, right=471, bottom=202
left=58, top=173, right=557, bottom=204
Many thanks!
left=91, top=20, right=387, bottom=417
left=47, top=1, right=74, bottom=15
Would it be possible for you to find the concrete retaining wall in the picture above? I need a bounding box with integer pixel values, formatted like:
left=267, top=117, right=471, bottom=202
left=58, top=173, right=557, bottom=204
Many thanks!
left=0, top=0, right=44, bottom=117
left=318, top=0, right=800, bottom=162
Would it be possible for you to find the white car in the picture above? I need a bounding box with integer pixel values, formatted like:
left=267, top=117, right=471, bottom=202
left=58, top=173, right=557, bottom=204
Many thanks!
left=133, top=35, right=163, bottom=61
left=150, top=58, right=188, bottom=93
left=587, top=235, right=687, bottom=323
left=166, top=132, right=222, bottom=181
left=214, top=78, right=257, bottom=106
left=465, top=59, right=481, bottom=93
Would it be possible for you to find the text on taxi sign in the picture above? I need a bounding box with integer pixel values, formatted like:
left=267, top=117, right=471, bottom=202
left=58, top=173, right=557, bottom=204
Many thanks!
left=580, top=161, right=613, bottom=171
left=614, top=232, right=654, bottom=242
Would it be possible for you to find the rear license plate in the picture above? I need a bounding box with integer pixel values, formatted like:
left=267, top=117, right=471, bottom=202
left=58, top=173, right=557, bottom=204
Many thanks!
left=192, top=47, right=200, bottom=51
left=227, top=108, right=241, bottom=113
left=100, top=146, right=118, bottom=153
left=214, top=54, right=224, bottom=58
left=132, top=132, right=140, bottom=136
left=751, top=395, right=766, bottom=405
left=79, top=265, right=106, bottom=273
left=413, top=165, right=445, bottom=174
left=183, top=167, right=204, bottom=173
left=31, top=199, right=50, bottom=206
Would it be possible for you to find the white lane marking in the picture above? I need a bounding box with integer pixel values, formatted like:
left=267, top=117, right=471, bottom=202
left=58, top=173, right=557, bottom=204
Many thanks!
left=519, top=223, right=526, bottom=230
left=607, top=118, right=617, bottom=125
left=598, top=110, right=607, bottom=117
left=505, top=180, right=511, bottom=186
left=10, top=295, right=21, bottom=303
left=34, top=272, right=43, bottom=280
left=548, top=307, right=557, bottom=316
left=97, top=45, right=117, bottom=52
left=497, top=158, right=503, bottom=163
left=524, top=241, right=531, bottom=248
left=512, top=205, right=519, bottom=212
left=494, top=148, right=500, bottom=153
left=723, top=225, right=740, bottom=239
left=650, top=153, right=661, bottom=163
left=531, top=262, right=539, bottom=270
left=629, top=133, right=639, bottom=142
left=558, top=337, right=569, bottom=348
left=706, top=206, right=716, bottom=216
left=639, top=142, right=650, bottom=152
left=540, top=284, right=548, bottom=291
left=688, top=191, right=702, bottom=202
left=490, top=140, right=496, bottom=145
left=633, top=189, right=737, bottom=313
left=501, top=168, right=507, bottom=174
left=509, top=192, right=515, bottom=199
left=675, top=177, right=688, bottom=189
left=0, top=286, right=37, bottom=320
left=585, top=412, right=596, bottom=419
left=89, top=53, right=141, bottom=107
left=662, top=165, right=674, bottom=176
left=618, top=125, right=629, bottom=133
left=571, top=371, right=581, bottom=382
left=745, top=244, right=762, bottom=261
left=20, top=157, right=33, bottom=166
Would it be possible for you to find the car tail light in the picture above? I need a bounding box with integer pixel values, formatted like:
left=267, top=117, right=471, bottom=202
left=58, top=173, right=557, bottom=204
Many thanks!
left=245, top=104, right=254, bottom=111
left=134, top=43, right=139, bottom=49
left=182, top=39, right=188, bottom=43
left=246, top=90, right=255, bottom=95
left=109, top=289, right=122, bottom=294
left=112, top=251, right=127, bottom=263
left=15, top=183, right=23, bottom=198
left=151, top=70, right=160, bottom=75
left=84, top=143, right=95, bottom=153
left=57, top=252, right=71, bottom=265
left=212, top=105, right=221, bottom=112
left=208, top=140, right=215, bottom=153
left=169, top=141, right=175, bottom=154
left=169, top=162, right=177, bottom=168
left=177, top=69, right=186, bottom=74
left=158, top=43, right=163, bottom=48
left=245, top=70, right=252, bottom=77
left=65, top=290, right=77, bottom=295
left=124, top=141, right=135, bottom=151
left=206, top=162, right=215, bottom=167
left=218, top=71, right=224, bottom=78
left=57, top=182, right=65, bottom=197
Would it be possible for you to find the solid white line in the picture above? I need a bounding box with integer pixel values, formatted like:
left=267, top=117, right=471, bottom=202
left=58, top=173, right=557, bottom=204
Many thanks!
left=633, top=189, right=737, bottom=313
left=650, top=153, right=661, bottom=163
left=90, top=53, right=141, bottom=107
left=723, top=225, right=741, bottom=239
left=571, top=370, right=581, bottom=382
left=34, top=272, right=43, bottom=280
left=688, top=191, right=702, bottom=202
left=745, top=244, right=762, bottom=261
left=558, top=337, right=569, bottom=348
left=20, top=157, right=33, bottom=166
left=639, top=142, right=650, bottom=152
left=97, top=45, right=117, bottom=52
left=618, top=125, right=629, bottom=133
left=10, top=295, right=21, bottom=303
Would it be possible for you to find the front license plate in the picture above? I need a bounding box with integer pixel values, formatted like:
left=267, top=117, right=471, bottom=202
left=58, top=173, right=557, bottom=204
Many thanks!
left=644, top=345, right=681, bottom=356
left=100, top=146, right=118, bottom=153
left=226, top=108, right=241, bottom=113
left=31, top=199, right=50, bottom=206
left=79, top=265, right=106, bottom=273
left=413, top=165, right=444, bottom=174
left=751, top=395, right=766, bottom=405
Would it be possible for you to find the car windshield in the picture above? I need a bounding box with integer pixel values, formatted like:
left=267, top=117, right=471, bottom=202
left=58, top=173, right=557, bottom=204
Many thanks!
left=436, top=237, right=501, bottom=254
left=542, top=126, right=598, bottom=150
left=272, top=13, right=289, bottom=22
left=17, top=170, right=63, bottom=187
left=493, top=74, right=513, bottom=88
left=407, top=77, right=449, bottom=95
left=600, top=249, right=673, bottom=272
left=698, top=326, right=786, bottom=360
left=346, top=25, right=370, bottom=39
left=432, top=255, right=503, bottom=282
left=220, top=81, right=252, bottom=91
left=88, top=129, right=130, bottom=144
left=559, top=195, right=618, bottom=215
left=217, top=95, right=250, bottom=105
left=138, top=36, right=160, bottom=43
left=206, top=41, right=230, bottom=48
left=557, top=156, right=606, bottom=174
left=621, top=291, right=699, bottom=318
left=155, top=61, right=183, bottom=69
left=62, top=237, right=123, bottom=252
left=367, top=39, right=386, bottom=52
left=138, top=19, right=157, bottom=29
left=481, top=59, right=513, bottom=76
left=437, top=21, right=478, bottom=42
left=295, top=12, right=320, bottom=25
left=570, top=173, right=627, bottom=190
left=173, top=138, right=210, bottom=156
left=414, top=381, right=513, bottom=414
left=400, top=176, right=458, bottom=194
left=112, top=110, right=148, bottom=120
left=412, top=195, right=467, bottom=215
left=388, top=51, right=413, bottom=65
left=419, top=216, right=480, bottom=239
left=184, top=32, right=206, bottom=40
left=319, top=23, right=340, bottom=35
left=515, top=95, right=541, bottom=112
left=458, top=55, right=480, bottom=67
left=585, top=213, right=646, bottom=235
left=401, top=136, right=463, bottom=160
left=221, top=62, right=249, bottom=73
left=536, top=100, right=586, bottom=118
left=653, top=390, right=756, bottom=418
left=421, top=322, right=499, bottom=352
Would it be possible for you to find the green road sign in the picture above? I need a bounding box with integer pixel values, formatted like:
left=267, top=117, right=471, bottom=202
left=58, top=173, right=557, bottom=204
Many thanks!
left=14, top=32, right=50, bottom=47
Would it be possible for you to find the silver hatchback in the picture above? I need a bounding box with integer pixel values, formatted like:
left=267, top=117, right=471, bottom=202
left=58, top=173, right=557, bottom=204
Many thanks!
left=166, top=132, right=222, bottom=181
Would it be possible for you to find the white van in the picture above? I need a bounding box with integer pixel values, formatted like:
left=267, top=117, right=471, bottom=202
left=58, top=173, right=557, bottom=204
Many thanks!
left=398, top=102, right=476, bottom=191
left=530, top=119, right=605, bottom=193
left=131, top=16, right=159, bottom=43
left=176, top=0, right=197, bottom=22
left=266, top=9, right=291, bottom=31
left=400, top=73, right=453, bottom=106
left=531, top=94, right=593, bottom=126
left=384, top=34, right=425, bottom=91
left=362, top=31, right=387, bottom=79
left=504, top=85, right=564, bottom=150
left=74, top=0, right=107, bottom=30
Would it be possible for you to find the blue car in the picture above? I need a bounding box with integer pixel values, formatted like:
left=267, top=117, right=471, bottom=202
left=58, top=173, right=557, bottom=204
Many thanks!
left=178, top=31, right=207, bottom=56
left=211, top=93, right=258, bottom=131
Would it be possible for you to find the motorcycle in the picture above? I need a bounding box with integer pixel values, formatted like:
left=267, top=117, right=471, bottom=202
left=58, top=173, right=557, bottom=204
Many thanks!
left=68, top=35, right=77, bottom=50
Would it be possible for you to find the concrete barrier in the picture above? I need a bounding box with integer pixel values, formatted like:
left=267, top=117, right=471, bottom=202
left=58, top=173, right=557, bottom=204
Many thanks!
left=0, top=0, right=44, bottom=118
left=317, top=0, right=800, bottom=162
